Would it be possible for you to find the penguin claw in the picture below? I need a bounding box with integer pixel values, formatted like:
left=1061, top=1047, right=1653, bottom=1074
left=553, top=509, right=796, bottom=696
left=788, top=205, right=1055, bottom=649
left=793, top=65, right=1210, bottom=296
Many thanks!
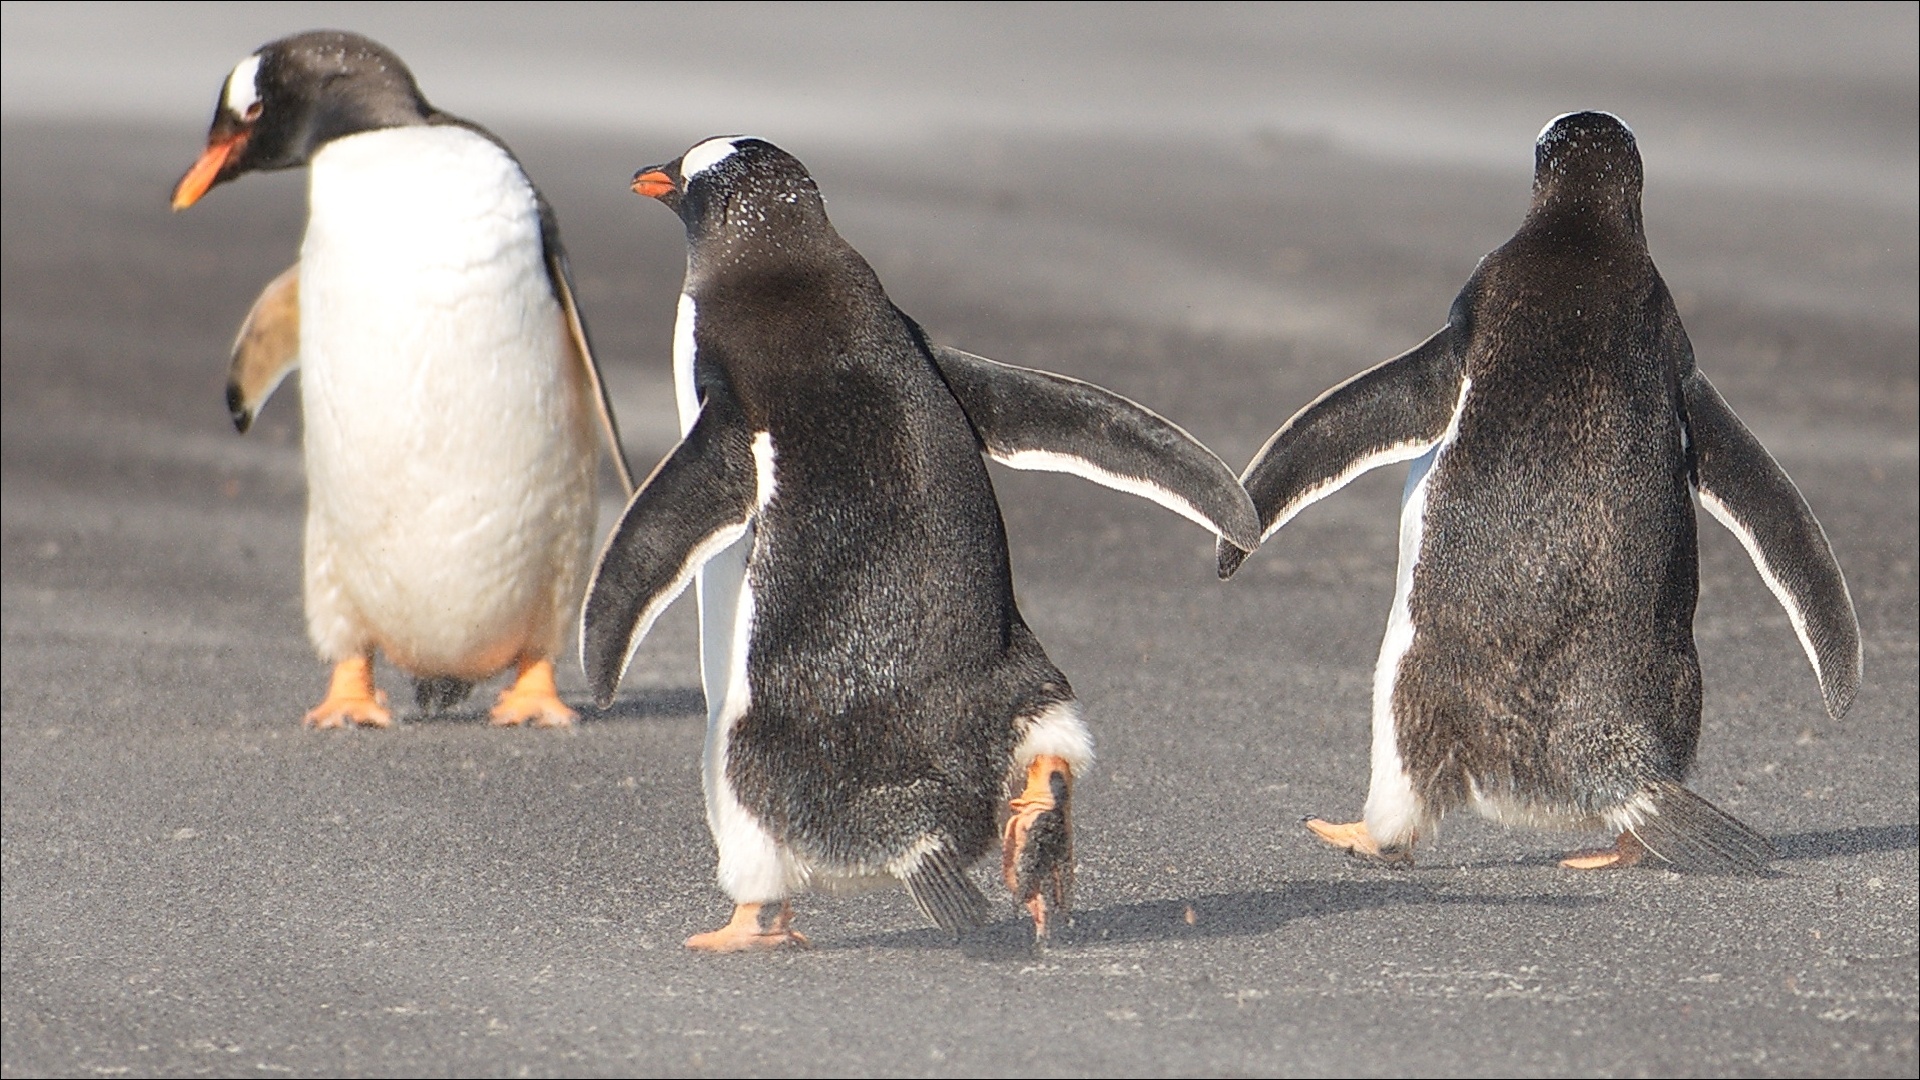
left=305, top=656, right=392, bottom=729
left=489, top=657, right=577, bottom=728
left=685, top=902, right=811, bottom=953
left=1304, top=817, right=1414, bottom=864
left=1003, top=755, right=1074, bottom=941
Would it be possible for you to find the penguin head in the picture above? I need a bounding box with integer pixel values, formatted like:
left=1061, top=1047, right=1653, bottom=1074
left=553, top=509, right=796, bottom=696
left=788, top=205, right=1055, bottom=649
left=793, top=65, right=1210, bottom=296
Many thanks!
left=1530, top=111, right=1645, bottom=227
left=172, top=30, right=432, bottom=210
left=631, top=137, right=834, bottom=263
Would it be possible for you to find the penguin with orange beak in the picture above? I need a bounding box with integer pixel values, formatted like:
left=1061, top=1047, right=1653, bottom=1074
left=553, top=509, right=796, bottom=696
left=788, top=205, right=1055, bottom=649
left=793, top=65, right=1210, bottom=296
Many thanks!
left=585, top=136, right=1259, bottom=947
left=175, top=31, right=633, bottom=728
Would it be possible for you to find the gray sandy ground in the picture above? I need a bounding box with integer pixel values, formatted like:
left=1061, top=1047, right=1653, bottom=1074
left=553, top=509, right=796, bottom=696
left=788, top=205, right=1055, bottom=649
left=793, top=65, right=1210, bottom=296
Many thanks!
left=3, top=5, right=1915, bottom=1077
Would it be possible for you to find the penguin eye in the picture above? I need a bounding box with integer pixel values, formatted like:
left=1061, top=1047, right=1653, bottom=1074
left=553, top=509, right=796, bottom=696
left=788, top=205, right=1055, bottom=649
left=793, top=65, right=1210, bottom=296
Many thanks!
left=244, top=101, right=263, bottom=122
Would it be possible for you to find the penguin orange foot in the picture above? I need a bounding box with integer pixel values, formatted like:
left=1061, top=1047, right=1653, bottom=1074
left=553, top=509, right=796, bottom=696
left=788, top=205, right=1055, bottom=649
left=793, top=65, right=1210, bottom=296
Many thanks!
left=304, top=655, right=391, bottom=729
left=489, top=658, right=577, bottom=729
left=1003, top=755, right=1074, bottom=940
left=1560, top=832, right=1646, bottom=870
left=1303, top=817, right=1415, bottom=863
left=685, top=902, right=811, bottom=953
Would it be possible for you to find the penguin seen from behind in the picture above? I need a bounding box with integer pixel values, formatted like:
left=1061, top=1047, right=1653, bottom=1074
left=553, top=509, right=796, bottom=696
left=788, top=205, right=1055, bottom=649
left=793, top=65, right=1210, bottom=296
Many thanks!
left=1220, top=111, right=1860, bottom=873
left=585, top=136, right=1260, bottom=948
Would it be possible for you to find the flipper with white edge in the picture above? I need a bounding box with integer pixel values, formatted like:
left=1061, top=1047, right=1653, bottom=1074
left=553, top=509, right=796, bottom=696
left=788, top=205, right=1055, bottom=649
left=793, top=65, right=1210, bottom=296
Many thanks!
left=581, top=387, right=758, bottom=706
left=1683, top=369, right=1861, bottom=719
left=928, top=340, right=1259, bottom=551
left=1222, top=326, right=1464, bottom=578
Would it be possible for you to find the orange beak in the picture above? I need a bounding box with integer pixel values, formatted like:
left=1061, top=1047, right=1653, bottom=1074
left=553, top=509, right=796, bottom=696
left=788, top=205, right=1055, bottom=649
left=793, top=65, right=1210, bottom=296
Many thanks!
left=171, top=130, right=248, bottom=210
left=631, top=169, right=675, bottom=200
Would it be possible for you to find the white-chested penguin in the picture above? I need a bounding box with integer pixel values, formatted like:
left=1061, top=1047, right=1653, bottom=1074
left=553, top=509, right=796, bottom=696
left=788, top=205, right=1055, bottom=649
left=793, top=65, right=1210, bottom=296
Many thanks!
left=1220, top=111, right=1860, bottom=873
left=583, top=136, right=1259, bottom=949
left=173, top=31, right=634, bottom=728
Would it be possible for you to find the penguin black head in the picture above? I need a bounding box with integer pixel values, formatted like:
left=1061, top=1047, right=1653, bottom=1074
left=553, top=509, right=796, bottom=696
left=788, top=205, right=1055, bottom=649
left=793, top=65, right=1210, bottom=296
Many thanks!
left=1529, top=111, right=1645, bottom=229
left=172, top=30, right=432, bottom=210
left=631, top=137, right=832, bottom=254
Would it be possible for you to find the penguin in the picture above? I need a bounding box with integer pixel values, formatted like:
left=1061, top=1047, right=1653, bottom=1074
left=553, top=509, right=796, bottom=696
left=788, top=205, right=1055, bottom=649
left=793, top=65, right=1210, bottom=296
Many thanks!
left=583, top=136, right=1260, bottom=949
left=1219, top=111, right=1860, bottom=873
left=173, top=31, right=634, bottom=728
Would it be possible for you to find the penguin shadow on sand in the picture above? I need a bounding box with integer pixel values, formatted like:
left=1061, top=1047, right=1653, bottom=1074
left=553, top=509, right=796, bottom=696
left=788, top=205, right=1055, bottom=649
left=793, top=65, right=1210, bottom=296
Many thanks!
left=846, top=880, right=1596, bottom=957
left=389, top=685, right=704, bottom=727
left=1770, top=823, right=1918, bottom=862
left=1410, top=822, right=1916, bottom=873
left=588, top=686, right=708, bottom=726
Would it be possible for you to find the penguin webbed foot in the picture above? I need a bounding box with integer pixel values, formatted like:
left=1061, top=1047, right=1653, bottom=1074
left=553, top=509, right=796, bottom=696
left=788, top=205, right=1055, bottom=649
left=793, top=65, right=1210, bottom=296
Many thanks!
left=1560, top=832, right=1646, bottom=870
left=1002, top=756, right=1075, bottom=942
left=685, top=901, right=811, bottom=953
left=305, top=655, right=392, bottom=729
left=489, top=657, right=578, bottom=729
left=1304, top=816, right=1415, bottom=865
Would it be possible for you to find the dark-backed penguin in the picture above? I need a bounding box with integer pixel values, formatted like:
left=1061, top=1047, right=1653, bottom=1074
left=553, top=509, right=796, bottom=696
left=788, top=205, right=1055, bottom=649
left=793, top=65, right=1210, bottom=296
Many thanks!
left=173, top=31, right=634, bottom=728
left=584, top=136, right=1259, bottom=949
left=1220, top=112, right=1860, bottom=873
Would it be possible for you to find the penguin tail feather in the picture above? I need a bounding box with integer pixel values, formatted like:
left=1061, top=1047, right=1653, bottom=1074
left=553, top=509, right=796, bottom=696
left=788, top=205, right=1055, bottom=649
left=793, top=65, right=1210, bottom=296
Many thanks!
left=1628, top=781, right=1775, bottom=875
left=903, top=848, right=992, bottom=934
left=414, top=676, right=474, bottom=714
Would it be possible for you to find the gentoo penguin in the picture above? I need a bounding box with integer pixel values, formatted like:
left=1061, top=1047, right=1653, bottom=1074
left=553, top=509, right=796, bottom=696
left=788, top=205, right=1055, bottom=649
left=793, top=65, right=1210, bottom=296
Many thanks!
left=173, top=31, right=634, bottom=728
left=583, top=136, right=1259, bottom=949
left=1220, top=112, right=1860, bottom=873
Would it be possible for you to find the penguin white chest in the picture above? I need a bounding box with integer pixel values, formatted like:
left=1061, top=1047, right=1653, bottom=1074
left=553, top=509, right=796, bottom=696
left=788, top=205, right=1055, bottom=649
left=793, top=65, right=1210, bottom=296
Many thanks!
left=298, top=126, right=595, bottom=676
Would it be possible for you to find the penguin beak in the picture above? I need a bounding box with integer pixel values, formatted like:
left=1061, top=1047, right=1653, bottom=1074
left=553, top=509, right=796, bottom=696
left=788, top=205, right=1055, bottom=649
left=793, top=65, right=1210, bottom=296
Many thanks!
left=172, top=119, right=251, bottom=211
left=631, top=166, right=678, bottom=202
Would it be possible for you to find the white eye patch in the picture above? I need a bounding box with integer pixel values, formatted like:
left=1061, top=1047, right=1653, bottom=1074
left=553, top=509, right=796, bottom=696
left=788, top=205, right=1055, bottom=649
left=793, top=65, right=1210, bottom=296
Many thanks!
left=224, top=53, right=263, bottom=116
left=680, top=137, right=744, bottom=181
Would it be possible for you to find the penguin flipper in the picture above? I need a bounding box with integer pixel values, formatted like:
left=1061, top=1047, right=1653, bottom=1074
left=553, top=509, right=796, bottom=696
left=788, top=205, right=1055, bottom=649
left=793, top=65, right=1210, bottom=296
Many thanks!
left=1684, top=370, right=1862, bottom=719
left=1627, top=781, right=1775, bottom=875
left=903, top=848, right=993, bottom=934
left=580, top=389, right=758, bottom=707
left=1222, top=325, right=1463, bottom=578
left=225, top=262, right=300, bottom=434
left=544, top=237, right=637, bottom=497
left=928, top=342, right=1260, bottom=550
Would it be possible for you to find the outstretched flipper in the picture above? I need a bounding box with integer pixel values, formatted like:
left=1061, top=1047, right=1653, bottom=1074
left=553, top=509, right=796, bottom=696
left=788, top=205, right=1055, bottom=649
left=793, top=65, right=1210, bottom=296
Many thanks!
left=929, top=342, right=1260, bottom=551
left=580, top=387, right=759, bottom=706
left=1624, top=780, right=1775, bottom=875
left=1683, top=369, right=1862, bottom=719
left=543, top=224, right=636, bottom=496
left=226, top=263, right=301, bottom=433
left=1221, top=326, right=1464, bottom=577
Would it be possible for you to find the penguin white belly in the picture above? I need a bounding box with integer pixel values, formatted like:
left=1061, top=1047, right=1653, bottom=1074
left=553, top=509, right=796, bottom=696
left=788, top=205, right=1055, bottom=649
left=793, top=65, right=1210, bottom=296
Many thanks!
left=298, top=126, right=595, bottom=677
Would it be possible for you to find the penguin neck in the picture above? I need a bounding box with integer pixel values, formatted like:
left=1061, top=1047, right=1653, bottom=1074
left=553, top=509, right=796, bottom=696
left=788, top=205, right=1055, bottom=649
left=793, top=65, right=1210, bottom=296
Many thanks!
left=253, top=76, right=435, bottom=173
left=1521, top=187, right=1646, bottom=250
left=684, top=206, right=875, bottom=295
